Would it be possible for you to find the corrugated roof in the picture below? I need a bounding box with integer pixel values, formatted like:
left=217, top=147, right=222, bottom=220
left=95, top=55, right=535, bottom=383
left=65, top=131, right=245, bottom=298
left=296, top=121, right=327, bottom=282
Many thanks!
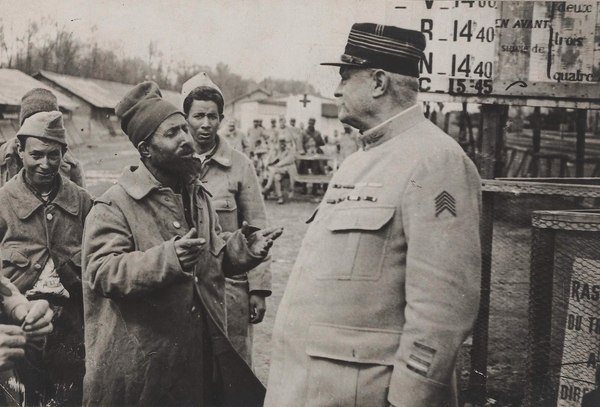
left=225, top=87, right=271, bottom=107
left=35, top=70, right=181, bottom=111
left=0, top=69, right=77, bottom=111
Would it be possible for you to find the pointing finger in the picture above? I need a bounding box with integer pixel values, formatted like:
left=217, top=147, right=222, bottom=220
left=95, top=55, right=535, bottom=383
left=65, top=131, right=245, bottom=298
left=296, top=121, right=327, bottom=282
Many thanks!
left=181, top=238, right=206, bottom=247
left=182, top=228, right=197, bottom=239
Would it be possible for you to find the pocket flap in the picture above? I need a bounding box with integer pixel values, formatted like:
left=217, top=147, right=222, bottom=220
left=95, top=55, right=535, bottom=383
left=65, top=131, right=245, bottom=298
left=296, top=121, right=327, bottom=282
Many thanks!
left=327, top=206, right=395, bottom=232
left=214, top=198, right=237, bottom=213
left=305, top=323, right=401, bottom=365
left=1, top=248, right=30, bottom=268
left=210, top=237, right=227, bottom=257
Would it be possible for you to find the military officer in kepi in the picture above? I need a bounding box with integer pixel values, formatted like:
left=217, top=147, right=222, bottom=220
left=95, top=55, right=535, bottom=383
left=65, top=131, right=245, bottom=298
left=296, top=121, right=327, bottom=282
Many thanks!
left=265, top=23, right=481, bottom=407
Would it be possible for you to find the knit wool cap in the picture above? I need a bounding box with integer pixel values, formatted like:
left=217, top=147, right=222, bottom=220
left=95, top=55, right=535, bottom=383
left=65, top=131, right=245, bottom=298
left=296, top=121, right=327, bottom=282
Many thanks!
left=115, top=81, right=182, bottom=146
left=180, top=72, right=223, bottom=109
left=19, top=88, right=59, bottom=126
left=17, top=111, right=67, bottom=146
left=321, top=22, right=426, bottom=78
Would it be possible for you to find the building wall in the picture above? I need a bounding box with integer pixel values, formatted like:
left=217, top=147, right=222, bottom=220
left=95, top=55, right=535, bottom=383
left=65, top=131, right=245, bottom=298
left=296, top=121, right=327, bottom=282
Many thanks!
left=238, top=101, right=286, bottom=134
left=283, top=94, right=343, bottom=141
left=236, top=95, right=344, bottom=140
left=223, top=90, right=270, bottom=124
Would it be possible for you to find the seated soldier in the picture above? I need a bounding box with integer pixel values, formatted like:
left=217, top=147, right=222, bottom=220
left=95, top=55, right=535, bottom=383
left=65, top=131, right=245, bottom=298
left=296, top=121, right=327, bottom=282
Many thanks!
left=262, top=137, right=295, bottom=204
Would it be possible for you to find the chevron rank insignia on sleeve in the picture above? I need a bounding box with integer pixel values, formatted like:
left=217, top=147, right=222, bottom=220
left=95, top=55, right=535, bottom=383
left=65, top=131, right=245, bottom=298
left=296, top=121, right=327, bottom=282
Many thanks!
left=435, top=191, right=456, bottom=217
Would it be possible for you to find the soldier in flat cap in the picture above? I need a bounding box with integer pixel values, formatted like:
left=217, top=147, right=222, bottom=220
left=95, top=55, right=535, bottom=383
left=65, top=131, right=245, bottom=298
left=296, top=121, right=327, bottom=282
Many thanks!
left=180, top=72, right=272, bottom=367
left=82, top=81, right=281, bottom=406
left=266, top=23, right=481, bottom=407
left=0, top=88, right=85, bottom=188
left=0, top=110, right=91, bottom=405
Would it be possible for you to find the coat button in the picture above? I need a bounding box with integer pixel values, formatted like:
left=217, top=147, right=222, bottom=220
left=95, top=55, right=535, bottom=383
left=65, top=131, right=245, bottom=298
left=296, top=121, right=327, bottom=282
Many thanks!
left=194, top=276, right=199, bottom=283
left=191, top=306, right=196, bottom=313
left=173, top=221, right=181, bottom=229
left=33, top=263, right=42, bottom=271
left=46, top=213, right=53, bottom=221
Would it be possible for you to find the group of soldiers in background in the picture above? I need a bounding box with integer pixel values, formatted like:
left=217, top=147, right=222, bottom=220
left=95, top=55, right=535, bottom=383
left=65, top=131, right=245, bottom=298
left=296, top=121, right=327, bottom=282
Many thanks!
left=219, top=114, right=360, bottom=203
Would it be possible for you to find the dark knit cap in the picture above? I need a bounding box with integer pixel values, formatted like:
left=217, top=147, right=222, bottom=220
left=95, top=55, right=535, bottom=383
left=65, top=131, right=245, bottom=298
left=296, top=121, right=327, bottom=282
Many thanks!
left=19, top=88, right=59, bottom=126
left=115, top=81, right=183, bottom=146
left=321, top=22, right=426, bottom=78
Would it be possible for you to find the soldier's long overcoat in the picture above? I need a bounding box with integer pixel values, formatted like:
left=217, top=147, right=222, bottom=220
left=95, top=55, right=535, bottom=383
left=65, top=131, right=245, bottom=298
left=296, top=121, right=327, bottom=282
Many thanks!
left=82, top=162, right=265, bottom=406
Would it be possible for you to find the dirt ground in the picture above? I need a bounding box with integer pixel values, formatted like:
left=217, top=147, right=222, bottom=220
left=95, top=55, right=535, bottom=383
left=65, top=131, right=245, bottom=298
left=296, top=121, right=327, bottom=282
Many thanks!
left=73, top=137, right=528, bottom=405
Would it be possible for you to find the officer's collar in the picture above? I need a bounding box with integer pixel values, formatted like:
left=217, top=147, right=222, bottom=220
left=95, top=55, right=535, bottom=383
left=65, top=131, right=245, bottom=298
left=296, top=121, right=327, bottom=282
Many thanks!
left=6, top=170, right=80, bottom=219
left=359, top=104, right=424, bottom=151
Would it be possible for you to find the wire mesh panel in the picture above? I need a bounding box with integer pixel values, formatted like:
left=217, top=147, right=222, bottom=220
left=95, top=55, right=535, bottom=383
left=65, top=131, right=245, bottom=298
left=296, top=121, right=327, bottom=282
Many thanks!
left=525, top=211, right=600, bottom=407
left=466, top=179, right=600, bottom=406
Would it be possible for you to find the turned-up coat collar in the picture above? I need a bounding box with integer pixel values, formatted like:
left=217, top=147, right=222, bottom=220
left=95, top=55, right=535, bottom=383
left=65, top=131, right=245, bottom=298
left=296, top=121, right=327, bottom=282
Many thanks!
left=118, top=160, right=207, bottom=200
left=5, top=170, right=80, bottom=219
left=205, top=135, right=233, bottom=168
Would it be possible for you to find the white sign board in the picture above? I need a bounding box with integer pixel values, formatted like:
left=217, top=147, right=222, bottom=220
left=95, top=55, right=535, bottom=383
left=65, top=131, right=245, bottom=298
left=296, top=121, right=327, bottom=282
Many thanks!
left=556, top=258, right=600, bottom=406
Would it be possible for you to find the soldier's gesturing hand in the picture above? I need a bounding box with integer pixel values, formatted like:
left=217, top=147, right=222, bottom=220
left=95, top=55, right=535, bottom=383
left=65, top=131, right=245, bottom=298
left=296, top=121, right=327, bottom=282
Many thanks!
left=174, top=228, right=206, bottom=271
left=241, top=221, right=283, bottom=258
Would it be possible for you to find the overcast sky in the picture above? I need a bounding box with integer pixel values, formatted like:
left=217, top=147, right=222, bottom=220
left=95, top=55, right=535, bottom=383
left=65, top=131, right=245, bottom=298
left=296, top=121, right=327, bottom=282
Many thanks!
left=1, top=0, right=389, bottom=96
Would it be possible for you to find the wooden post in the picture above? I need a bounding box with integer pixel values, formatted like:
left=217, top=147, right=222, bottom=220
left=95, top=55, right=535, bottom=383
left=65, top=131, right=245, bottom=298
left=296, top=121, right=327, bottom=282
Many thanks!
left=466, top=104, right=507, bottom=406
left=575, top=109, right=587, bottom=177
left=479, top=104, right=508, bottom=179
left=531, top=107, right=541, bottom=177
left=468, top=191, right=494, bottom=406
left=523, top=222, right=556, bottom=407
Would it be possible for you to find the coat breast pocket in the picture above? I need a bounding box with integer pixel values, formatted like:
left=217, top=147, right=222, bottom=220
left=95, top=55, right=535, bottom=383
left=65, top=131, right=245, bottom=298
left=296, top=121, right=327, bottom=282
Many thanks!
left=1, top=247, right=30, bottom=270
left=314, top=206, right=395, bottom=281
left=0, top=247, right=36, bottom=291
left=214, top=198, right=239, bottom=233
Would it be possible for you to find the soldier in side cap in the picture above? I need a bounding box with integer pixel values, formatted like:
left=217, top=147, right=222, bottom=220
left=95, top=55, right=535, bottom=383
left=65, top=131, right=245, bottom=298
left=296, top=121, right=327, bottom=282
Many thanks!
left=82, top=81, right=281, bottom=406
left=181, top=73, right=272, bottom=367
left=0, top=110, right=91, bottom=405
left=0, top=88, right=85, bottom=188
left=265, top=23, right=481, bottom=407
